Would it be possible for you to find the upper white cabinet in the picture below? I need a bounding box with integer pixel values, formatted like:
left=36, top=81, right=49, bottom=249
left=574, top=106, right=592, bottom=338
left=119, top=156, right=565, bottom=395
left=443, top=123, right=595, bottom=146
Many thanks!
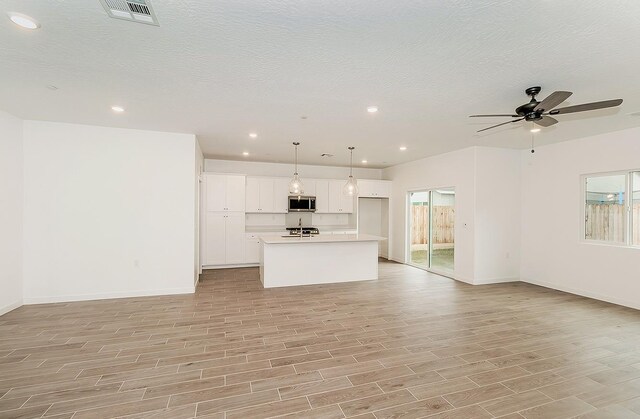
left=273, top=178, right=289, bottom=213
left=246, top=177, right=288, bottom=213
left=302, top=180, right=316, bottom=197
left=328, top=180, right=354, bottom=213
left=358, top=180, right=392, bottom=198
left=314, top=180, right=329, bottom=213
left=206, top=174, right=245, bottom=212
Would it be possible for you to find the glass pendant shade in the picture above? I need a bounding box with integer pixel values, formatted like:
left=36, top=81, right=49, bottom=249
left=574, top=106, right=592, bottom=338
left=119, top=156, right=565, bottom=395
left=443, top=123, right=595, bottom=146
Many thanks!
left=289, top=173, right=304, bottom=195
left=343, top=175, right=359, bottom=196
left=289, top=142, right=304, bottom=195
left=343, top=146, right=359, bottom=197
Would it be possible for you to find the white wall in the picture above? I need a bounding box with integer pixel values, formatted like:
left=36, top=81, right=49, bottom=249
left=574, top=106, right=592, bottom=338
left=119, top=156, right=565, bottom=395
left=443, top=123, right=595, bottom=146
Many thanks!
left=0, top=111, right=23, bottom=314
left=521, top=127, right=640, bottom=310
left=474, top=147, right=521, bottom=283
left=22, top=121, right=199, bottom=303
left=383, top=148, right=477, bottom=282
left=382, top=146, right=522, bottom=285
left=205, top=158, right=382, bottom=179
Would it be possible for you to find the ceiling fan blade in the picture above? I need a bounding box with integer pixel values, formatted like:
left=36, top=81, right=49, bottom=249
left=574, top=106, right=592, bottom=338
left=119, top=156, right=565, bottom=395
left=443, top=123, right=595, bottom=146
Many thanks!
left=470, top=114, right=519, bottom=117
left=477, top=118, right=524, bottom=133
left=534, top=91, right=572, bottom=112
left=549, top=99, right=623, bottom=115
left=534, top=116, right=558, bottom=127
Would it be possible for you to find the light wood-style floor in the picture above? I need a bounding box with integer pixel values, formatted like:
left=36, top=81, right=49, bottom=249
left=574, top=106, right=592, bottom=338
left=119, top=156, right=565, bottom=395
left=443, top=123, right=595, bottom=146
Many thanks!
left=2, top=261, right=640, bottom=419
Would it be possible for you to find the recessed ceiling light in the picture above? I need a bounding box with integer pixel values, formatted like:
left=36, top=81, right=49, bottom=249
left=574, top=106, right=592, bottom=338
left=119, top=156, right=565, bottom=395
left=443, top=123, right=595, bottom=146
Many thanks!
left=399, top=146, right=407, bottom=151
left=530, top=128, right=541, bottom=133
left=8, top=12, right=40, bottom=29
left=361, top=160, right=368, bottom=164
left=249, top=132, right=258, bottom=139
left=367, top=106, right=378, bottom=113
left=242, top=151, right=249, bottom=156
left=111, top=106, right=125, bottom=113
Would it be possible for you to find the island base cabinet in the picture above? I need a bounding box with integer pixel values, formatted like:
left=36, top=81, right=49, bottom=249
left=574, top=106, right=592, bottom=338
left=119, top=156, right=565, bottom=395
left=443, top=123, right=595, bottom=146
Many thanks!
left=204, top=212, right=245, bottom=266
left=244, top=234, right=261, bottom=264
left=260, top=239, right=378, bottom=288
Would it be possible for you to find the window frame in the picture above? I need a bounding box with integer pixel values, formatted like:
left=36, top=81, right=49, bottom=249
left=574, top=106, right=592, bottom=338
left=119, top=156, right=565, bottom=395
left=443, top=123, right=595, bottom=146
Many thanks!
left=581, top=169, right=639, bottom=248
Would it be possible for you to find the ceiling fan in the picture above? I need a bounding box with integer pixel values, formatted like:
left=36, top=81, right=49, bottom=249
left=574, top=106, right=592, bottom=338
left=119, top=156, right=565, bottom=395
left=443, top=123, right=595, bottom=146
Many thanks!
left=470, top=86, right=623, bottom=133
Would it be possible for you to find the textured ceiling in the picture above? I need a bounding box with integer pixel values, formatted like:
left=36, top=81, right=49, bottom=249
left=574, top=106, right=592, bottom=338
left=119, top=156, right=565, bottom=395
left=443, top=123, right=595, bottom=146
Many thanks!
left=2, top=0, right=640, bottom=168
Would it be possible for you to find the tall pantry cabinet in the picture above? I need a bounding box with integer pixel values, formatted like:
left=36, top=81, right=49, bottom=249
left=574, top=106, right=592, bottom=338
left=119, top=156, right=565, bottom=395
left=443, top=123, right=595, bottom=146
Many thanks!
left=202, top=174, right=246, bottom=266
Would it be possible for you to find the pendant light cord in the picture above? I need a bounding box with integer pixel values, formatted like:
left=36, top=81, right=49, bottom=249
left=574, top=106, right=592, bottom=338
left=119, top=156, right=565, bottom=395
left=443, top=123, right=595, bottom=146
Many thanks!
left=293, top=141, right=300, bottom=175
left=348, top=146, right=354, bottom=176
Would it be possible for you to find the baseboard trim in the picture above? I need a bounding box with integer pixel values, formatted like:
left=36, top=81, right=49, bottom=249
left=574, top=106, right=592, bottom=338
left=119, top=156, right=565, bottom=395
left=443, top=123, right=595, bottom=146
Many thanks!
left=23, top=287, right=196, bottom=305
left=522, top=277, right=640, bottom=311
left=203, top=264, right=259, bottom=270
left=474, top=276, right=520, bottom=285
left=0, top=300, right=23, bottom=316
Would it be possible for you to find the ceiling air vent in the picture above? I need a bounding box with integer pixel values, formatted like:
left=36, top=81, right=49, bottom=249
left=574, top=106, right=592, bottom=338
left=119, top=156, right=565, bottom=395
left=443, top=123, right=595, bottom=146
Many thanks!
left=99, top=0, right=159, bottom=25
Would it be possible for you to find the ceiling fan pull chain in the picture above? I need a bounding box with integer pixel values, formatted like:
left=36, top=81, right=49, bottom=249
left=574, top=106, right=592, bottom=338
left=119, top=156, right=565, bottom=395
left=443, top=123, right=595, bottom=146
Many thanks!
left=531, top=132, right=535, bottom=154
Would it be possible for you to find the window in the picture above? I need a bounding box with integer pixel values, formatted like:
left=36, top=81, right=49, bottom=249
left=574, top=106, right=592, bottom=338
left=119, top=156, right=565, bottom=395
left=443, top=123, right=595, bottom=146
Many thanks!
left=584, top=170, right=640, bottom=247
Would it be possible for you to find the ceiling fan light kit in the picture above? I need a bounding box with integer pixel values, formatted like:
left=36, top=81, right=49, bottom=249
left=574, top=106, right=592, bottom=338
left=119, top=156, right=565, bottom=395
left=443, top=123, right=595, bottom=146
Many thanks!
left=471, top=86, right=623, bottom=133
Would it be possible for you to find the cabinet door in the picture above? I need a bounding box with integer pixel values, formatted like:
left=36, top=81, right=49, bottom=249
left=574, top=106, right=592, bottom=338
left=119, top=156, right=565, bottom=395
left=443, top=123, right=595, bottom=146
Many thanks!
left=225, top=213, right=245, bottom=264
left=341, top=193, right=354, bottom=213
left=357, top=180, right=376, bottom=198
left=273, top=178, right=289, bottom=213
left=245, top=177, right=260, bottom=213
left=329, top=180, right=355, bottom=213
left=315, top=180, right=329, bottom=213
left=377, top=181, right=392, bottom=198
left=244, top=238, right=260, bottom=264
left=206, top=175, right=226, bottom=212
left=258, top=178, right=275, bottom=213
left=328, top=180, right=344, bottom=213
left=303, top=179, right=316, bottom=196
left=205, top=213, right=226, bottom=265
left=225, top=175, right=246, bottom=212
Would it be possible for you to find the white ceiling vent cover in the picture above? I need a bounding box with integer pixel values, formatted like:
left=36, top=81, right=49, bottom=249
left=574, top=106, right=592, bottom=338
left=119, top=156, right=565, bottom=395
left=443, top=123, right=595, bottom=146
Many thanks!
left=99, top=0, right=159, bottom=25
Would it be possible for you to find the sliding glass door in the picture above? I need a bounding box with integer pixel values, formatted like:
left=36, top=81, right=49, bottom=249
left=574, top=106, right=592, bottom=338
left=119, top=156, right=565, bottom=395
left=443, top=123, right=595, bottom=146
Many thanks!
left=408, top=189, right=455, bottom=273
left=409, top=191, right=430, bottom=268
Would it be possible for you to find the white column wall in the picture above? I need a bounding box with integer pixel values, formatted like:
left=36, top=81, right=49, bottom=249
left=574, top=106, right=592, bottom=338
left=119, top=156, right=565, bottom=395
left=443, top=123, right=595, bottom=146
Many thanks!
left=0, top=111, right=23, bottom=314
left=22, top=121, right=198, bottom=303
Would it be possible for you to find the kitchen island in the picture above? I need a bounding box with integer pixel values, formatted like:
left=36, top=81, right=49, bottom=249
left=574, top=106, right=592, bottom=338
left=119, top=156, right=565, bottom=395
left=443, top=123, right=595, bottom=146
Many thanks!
left=259, top=234, right=383, bottom=288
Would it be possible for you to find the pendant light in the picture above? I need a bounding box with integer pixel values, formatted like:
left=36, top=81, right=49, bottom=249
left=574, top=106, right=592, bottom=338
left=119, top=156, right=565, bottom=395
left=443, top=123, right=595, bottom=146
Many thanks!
left=289, top=142, right=304, bottom=195
left=343, top=146, right=359, bottom=196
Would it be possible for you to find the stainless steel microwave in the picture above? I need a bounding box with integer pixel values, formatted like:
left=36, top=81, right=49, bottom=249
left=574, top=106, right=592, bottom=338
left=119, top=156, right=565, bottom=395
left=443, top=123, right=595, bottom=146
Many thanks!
left=288, top=195, right=317, bottom=212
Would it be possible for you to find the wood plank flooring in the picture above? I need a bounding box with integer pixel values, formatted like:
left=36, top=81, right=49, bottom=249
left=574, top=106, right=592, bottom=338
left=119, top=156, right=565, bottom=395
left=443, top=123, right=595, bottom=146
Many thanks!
left=1, top=260, right=640, bottom=418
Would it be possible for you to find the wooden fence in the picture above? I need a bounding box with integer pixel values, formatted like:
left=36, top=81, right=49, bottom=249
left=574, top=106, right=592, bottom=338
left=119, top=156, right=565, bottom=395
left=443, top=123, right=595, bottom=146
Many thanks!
left=585, top=203, right=640, bottom=243
left=411, top=205, right=454, bottom=245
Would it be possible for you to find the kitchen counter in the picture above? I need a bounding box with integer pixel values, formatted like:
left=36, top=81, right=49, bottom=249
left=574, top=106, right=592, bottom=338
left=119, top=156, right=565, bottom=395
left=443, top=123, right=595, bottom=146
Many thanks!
left=259, top=234, right=383, bottom=288
left=260, top=233, right=382, bottom=244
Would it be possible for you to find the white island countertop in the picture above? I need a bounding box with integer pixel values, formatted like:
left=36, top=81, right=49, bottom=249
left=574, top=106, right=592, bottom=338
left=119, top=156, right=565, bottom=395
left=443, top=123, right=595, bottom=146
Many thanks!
left=260, top=233, right=383, bottom=244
